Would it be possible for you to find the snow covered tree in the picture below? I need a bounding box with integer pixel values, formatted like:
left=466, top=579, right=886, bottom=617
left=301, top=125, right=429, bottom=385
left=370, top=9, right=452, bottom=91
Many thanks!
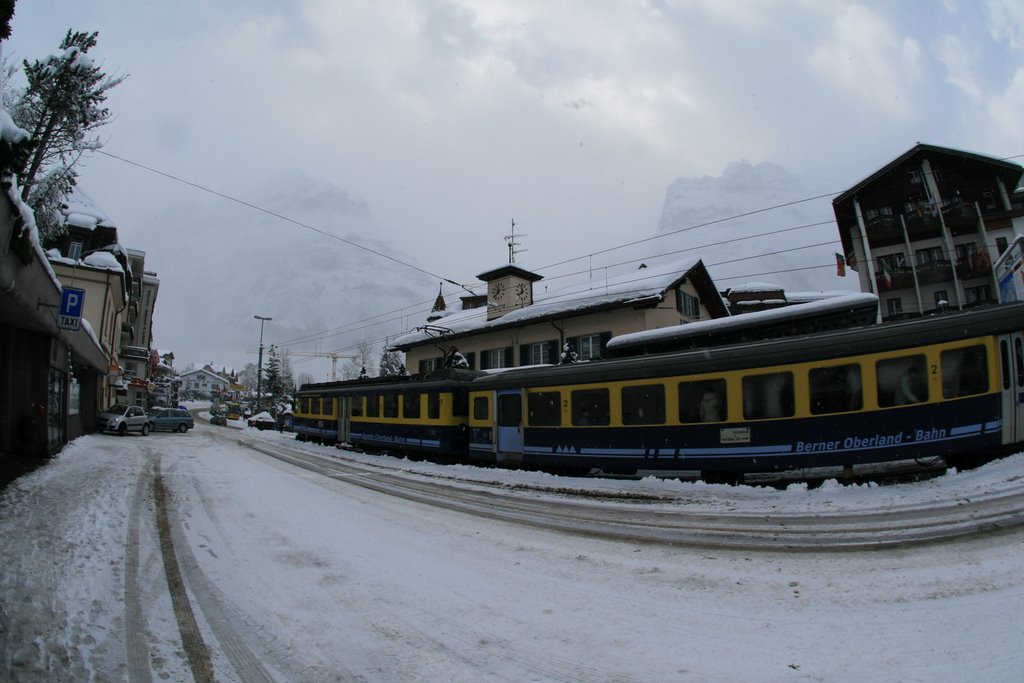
left=378, top=346, right=406, bottom=376
left=342, top=341, right=377, bottom=380
left=560, top=342, right=578, bottom=364
left=7, top=30, right=125, bottom=242
left=262, top=346, right=285, bottom=406
left=238, top=362, right=259, bottom=390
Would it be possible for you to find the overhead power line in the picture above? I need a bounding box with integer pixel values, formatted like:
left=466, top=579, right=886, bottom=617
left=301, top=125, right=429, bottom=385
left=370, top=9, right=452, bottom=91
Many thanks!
left=97, top=150, right=470, bottom=290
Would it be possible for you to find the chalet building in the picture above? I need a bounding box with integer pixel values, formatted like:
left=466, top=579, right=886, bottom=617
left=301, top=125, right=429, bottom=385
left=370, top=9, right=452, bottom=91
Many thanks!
left=118, top=249, right=160, bottom=407
left=391, top=258, right=730, bottom=374
left=180, top=368, right=231, bottom=400
left=833, top=144, right=1024, bottom=322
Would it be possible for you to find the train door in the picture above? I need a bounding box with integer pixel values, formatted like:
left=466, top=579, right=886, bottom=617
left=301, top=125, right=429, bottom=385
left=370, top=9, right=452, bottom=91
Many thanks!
left=999, top=334, right=1024, bottom=445
left=337, top=396, right=351, bottom=445
left=495, top=389, right=524, bottom=464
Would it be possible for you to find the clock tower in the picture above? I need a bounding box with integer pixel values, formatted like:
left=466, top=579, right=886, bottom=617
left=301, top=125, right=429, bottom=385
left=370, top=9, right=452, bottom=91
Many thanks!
left=477, top=264, right=543, bottom=320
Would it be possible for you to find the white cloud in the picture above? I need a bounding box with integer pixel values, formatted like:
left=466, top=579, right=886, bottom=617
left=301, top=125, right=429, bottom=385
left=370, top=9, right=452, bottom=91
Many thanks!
left=986, top=0, right=1024, bottom=49
left=808, top=4, right=923, bottom=119
left=936, top=34, right=982, bottom=100
left=984, top=67, right=1024, bottom=152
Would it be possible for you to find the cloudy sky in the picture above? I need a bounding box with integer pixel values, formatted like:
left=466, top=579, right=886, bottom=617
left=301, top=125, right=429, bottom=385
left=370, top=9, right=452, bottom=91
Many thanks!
left=5, top=1, right=1024, bottom=372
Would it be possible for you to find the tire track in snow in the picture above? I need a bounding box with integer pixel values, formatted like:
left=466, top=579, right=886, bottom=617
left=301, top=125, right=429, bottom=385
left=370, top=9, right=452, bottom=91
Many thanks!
left=124, top=453, right=156, bottom=683
left=153, top=459, right=216, bottom=682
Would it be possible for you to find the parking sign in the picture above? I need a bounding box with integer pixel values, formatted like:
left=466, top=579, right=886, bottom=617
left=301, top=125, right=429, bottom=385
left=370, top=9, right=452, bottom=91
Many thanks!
left=58, top=287, right=85, bottom=331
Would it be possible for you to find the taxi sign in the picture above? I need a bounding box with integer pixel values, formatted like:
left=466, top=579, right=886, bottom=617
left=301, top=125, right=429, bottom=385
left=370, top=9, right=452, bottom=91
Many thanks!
left=58, top=287, right=86, bottom=331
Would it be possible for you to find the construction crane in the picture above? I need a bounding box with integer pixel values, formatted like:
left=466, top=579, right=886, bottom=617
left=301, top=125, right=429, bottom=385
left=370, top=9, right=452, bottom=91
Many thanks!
left=247, top=349, right=354, bottom=382
left=283, top=350, right=354, bottom=382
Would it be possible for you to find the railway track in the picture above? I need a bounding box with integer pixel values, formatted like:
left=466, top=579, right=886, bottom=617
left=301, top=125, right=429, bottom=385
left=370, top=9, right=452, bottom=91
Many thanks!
left=235, top=434, right=1024, bottom=550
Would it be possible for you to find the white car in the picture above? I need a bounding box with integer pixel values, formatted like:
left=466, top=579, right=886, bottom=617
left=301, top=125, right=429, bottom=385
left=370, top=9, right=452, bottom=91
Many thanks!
left=97, top=404, right=150, bottom=436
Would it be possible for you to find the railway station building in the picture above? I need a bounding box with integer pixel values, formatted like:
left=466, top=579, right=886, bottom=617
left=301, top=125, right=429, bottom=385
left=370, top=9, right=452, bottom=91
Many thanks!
left=832, top=143, right=1024, bottom=322
left=390, top=258, right=731, bottom=375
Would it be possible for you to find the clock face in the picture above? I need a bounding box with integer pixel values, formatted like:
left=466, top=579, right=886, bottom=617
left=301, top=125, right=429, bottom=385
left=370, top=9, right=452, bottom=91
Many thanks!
left=491, top=282, right=506, bottom=300
left=514, top=282, right=529, bottom=304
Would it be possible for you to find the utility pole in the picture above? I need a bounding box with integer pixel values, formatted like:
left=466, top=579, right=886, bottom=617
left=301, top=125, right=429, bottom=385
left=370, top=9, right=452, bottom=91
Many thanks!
left=254, top=315, right=272, bottom=411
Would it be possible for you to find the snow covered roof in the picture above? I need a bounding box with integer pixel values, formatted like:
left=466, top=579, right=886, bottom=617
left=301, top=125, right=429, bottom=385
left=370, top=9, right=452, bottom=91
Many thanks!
left=607, top=292, right=879, bottom=352
left=392, top=258, right=714, bottom=349
left=180, top=368, right=230, bottom=383
left=62, top=186, right=115, bottom=230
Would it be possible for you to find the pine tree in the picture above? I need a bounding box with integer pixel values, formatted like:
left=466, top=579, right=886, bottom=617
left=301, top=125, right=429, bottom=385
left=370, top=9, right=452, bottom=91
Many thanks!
left=8, top=30, right=125, bottom=241
left=378, top=346, right=406, bottom=376
left=262, top=345, right=283, bottom=408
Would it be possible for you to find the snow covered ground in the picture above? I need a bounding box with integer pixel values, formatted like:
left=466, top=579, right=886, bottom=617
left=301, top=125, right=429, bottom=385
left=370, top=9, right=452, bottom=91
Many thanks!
left=1, top=422, right=1022, bottom=681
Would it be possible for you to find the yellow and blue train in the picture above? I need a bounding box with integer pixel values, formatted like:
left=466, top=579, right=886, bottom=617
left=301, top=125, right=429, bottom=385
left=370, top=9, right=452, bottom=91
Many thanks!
left=293, top=303, right=1024, bottom=477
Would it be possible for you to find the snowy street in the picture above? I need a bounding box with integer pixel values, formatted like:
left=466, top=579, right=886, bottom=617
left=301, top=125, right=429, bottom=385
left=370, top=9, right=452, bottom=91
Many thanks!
left=1, top=423, right=1023, bottom=682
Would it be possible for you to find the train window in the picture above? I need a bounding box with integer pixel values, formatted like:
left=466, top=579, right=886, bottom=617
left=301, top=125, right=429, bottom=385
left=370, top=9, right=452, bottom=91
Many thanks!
left=622, top=385, right=665, bottom=425
left=351, top=397, right=363, bottom=417
left=571, top=389, right=610, bottom=426
left=473, top=396, right=489, bottom=421
left=941, top=345, right=989, bottom=398
left=366, top=395, right=380, bottom=418
left=678, top=379, right=727, bottom=423
left=1001, top=340, right=1011, bottom=390
left=404, top=393, right=421, bottom=419
left=427, top=393, right=440, bottom=420
left=383, top=394, right=398, bottom=418
left=452, top=391, right=468, bottom=417
left=528, top=391, right=561, bottom=426
left=876, top=355, right=928, bottom=407
left=498, top=394, right=522, bottom=427
left=809, top=364, right=863, bottom=415
left=310, top=399, right=320, bottom=415
left=742, top=372, right=794, bottom=420
left=323, top=398, right=334, bottom=416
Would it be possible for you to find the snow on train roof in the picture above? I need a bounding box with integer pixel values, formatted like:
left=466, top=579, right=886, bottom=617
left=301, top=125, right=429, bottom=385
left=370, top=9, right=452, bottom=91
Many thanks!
left=606, top=292, right=879, bottom=350
left=393, top=258, right=702, bottom=347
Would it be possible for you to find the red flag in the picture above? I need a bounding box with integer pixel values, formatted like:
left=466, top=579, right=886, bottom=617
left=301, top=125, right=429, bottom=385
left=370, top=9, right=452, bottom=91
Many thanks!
left=835, top=253, right=846, bottom=277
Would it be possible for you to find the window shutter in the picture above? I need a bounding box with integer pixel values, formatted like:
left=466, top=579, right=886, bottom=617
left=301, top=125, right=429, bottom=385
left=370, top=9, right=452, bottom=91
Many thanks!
left=504, top=346, right=514, bottom=368
left=546, top=340, right=559, bottom=363
left=599, top=332, right=612, bottom=358
left=519, top=344, right=530, bottom=367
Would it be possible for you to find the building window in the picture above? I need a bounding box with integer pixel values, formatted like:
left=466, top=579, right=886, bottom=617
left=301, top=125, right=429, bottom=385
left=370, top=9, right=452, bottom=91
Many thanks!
left=481, top=347, right=511, bottom=369
left=677, top=290, right=700, bottom=319
left=418, top=357, right=443, bottom=374
left=934, top=290, right=949, bottom=308
left=577, top=334, right=608, bottom=361
left=966, top=285, right=991, bottom=305
left=886, top=298, right=903, bottom=318
left=916, top=246, right=945, bottom=265
left=525, top=341, right=554, bottom=365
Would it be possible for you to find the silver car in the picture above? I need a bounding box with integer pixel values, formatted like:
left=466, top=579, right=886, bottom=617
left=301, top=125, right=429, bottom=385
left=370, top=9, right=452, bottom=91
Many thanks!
left=97, top=404, right=150, bottom=436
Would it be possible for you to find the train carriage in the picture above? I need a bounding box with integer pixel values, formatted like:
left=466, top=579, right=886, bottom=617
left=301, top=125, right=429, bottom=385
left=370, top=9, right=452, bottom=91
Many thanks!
left=294, top=303, right=1024, bottom=479
left=344, top=370, right=479, bottom=456
left=466, top=303, right=1024, bottom=476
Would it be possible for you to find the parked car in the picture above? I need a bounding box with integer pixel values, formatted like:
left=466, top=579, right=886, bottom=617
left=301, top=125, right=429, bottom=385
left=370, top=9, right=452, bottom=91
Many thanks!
left=209, top=413, right=227, bottom=426
left=97, top=404, right=150, bottom=436
left=148, top=407, right=195, bottom=433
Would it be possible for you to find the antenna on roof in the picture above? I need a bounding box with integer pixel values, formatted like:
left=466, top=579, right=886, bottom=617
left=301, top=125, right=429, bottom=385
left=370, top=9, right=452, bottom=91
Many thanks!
left=505, top=218, right=527, bottom=264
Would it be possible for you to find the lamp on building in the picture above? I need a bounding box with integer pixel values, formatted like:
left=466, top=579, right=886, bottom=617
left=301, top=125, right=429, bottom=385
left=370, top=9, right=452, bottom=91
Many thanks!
left=254, top=315, right=272, bottom=412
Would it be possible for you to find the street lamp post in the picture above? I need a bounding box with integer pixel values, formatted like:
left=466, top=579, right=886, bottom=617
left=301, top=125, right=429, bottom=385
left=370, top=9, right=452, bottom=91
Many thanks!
left=254, top=315, right=272, bottom=412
